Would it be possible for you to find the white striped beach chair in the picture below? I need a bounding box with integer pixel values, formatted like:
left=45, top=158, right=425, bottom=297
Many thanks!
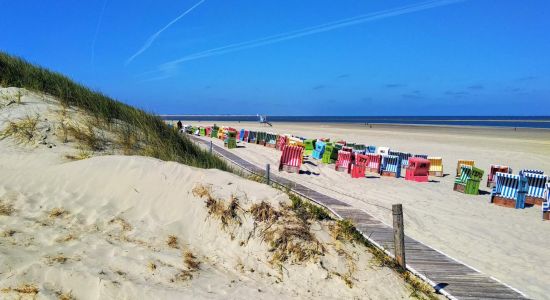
left=376, top=147, right=390, bottom=156
left=381, top=155, right=402, bottom=178
left=490, top=172, right=528, bottom=209
left=543, top=183, right=550, bottom=220
left=523, top=172, right=548, bottom=206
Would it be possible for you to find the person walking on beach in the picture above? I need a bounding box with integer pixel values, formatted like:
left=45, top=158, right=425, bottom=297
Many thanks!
left=177, top=120, right=182, bottom=130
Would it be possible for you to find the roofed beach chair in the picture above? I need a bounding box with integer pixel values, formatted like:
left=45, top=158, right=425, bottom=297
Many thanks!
left=366, top=145, right=376, bottom=153
left=520, top=169, right=544, bottom=175
left=256, top=131, right=266, bottom=145
left=239, top=129, right=245, bottom=141
left=242, top=130, right=250, bottom=142
left=427, top=157, right=443, bottom=177
left=381, top=155, right=402, bottom=178
left=304, top=139, right=315, bottom=156
left=199, top=127, right=206, bottom=136
left=288, top=137, right=304, bottom=148
left=487, top=165, right=512, bottom=188
left=248, top=131, right=257, bottom=144
left=276, top=135, right=288, bottom=151
left=453, top=165, right=484, bottom=195
left=224, top=131, right=237, bottom=149
left=210, top=126, right=219, bottom=138
left=321, top=143, right=335, bottom=164
left=205, top=127, right=212, bottom=137
left=279, top=145, right=303, bottom=173
left=312, top=141, right=325, bottom=160
left=266, top=133, right=277, bottom=148
left=414, top=154, right=428, bottom=159
left=389, top=151, right=412, bottom=169
left=543, top=183, right=550, bottom=220
left=456, top=159, right=475, bottom=177
left=217, top=127, right=225, bottom=140
left=523, top=172, right=548, bottom=206
left=377, top=147, right=390, bottom=156
left=335, top=150, right=352, bottom=173
left=365, top=153, right=382, bottom=174
left=351, top=153, right=370, bottom=178
left=490, top=172, right=528, bottom=209
left=405, top=157, right=431, bottom=182
left=352, top=144, right=366, bottom=155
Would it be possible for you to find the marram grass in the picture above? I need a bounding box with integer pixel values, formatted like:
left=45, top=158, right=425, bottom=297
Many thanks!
left=0, top=51, right=230, bottom=171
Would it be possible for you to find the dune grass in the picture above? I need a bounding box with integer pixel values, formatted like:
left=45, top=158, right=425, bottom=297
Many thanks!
left=0, top=51, right=230, bottom=171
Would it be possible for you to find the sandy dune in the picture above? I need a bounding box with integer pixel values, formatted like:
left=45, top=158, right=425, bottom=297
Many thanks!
left=0, top=88, right=418, bottom=299
left=184, top=121, right=550, bottom=299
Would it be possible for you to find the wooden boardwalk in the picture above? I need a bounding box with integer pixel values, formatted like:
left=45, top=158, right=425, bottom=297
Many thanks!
left=190, top=136, right=528, bottom=300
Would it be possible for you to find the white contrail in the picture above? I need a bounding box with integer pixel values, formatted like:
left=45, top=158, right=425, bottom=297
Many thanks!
left=160, top=0, right=465, bottom=70
left=126, top=0, right=206, bottom=65
left=91, top=0, right=108, bottom=67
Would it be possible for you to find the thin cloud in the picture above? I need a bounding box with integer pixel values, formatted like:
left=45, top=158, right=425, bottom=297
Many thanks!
left=126, top=0, right=206, bottom=65
left=516, top=76, right=538, bottom=82
left=155, top=0, right=466, bottom=76
left=445, top=90, right=468, bottom=97
left=313, top=84, right=326, bottom=90
left=91, top=0, right=109, bottom=67
left=468, top=84, right=484, bottom=90
left=337, top=74, right=350, bottom=79
left=385, top=83, right=405, bottom=88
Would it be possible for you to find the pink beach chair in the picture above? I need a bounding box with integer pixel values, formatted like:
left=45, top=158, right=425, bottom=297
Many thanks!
left=335, top=150, right=352, bottom=173
left=279, top=145, right=303, bottom=173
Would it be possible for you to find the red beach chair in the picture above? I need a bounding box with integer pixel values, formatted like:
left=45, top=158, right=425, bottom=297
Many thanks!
left=351, top=153, right=369, bottom=178
left=279, top=145, right=303, bottom=173
left=276, top=135, right=288, bottom=151
left=365, top=153, right=382, bottom=174
left=405, top=157, right=431, bottom=182
left=335, top=150, right=352, bottom=173
left=487, top=165, right=511, bottom=188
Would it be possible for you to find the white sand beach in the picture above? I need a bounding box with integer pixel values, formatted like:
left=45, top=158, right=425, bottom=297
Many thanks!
left=0, top=88, right=421, bottom=299
left=184, top=121, right=550, bottom=299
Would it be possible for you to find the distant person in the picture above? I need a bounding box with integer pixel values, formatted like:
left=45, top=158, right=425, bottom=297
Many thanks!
left=177, top=120, right=182, bottom=130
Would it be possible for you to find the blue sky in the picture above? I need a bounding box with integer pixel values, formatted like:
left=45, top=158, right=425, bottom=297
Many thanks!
left=1, top=0, right=549, bottom=115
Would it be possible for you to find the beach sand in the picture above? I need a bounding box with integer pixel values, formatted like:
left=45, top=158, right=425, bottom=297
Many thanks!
left=0, top=88, right=416, bottom=299
left=184, top=121, right=550, bottom=299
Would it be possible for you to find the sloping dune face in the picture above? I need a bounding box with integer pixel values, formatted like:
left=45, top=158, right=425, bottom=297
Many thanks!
left=0, top=88, right=414, bottom=299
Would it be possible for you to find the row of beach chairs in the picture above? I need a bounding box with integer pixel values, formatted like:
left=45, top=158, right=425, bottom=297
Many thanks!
left=185, top=124, right=550, bottom=221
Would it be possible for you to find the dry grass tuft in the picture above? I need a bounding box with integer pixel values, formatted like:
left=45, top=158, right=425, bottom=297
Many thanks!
left=0, top=115, right=39, bottom=144
left=183, top=250, right=201, bottom=271
left=65, top=147, right=92, bottom=161
left=166, top=235, right=179, bottom=249
left=49, top=207, right=68, bottom=218
left=0, top=200, right=15, bottom=216
left=55, top=233, right=76, bottom=243
left=2, top=229, right=16, bottom=237
left=172, top=270, right=193, bottom=282
left=250, top=201, right=280, bottom=223
left=109, top=217, right=133, bottom=231
left=46, top=254, right=68, bottom=265
left=57, top=291, right=75, bottom=300
left=264, top=222, right=324, bottom=265
left=148, top=262, right=157, bottom=272
left=193, top=184, right=242, bottom=230
left=1, top=283, right=39, bottom=295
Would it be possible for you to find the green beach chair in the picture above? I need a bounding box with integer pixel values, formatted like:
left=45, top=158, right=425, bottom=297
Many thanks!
left=322, top=143, right=336, bottom=164
left=304, top=139, right=314, bottom=156
left=199, top=127, right=206, bottom=136
left=224, top=131, right=237, bottom=149
left=210, top=126, right=219, bottom=138
left=454, top=165, right=484, bottom=195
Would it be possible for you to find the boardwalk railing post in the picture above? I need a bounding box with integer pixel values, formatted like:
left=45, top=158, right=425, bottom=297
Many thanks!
left=392, top=204, right=406, bottom=269
left=209, top=141, right=213, bottom=153
left=266, top=164, right=270, bottom=185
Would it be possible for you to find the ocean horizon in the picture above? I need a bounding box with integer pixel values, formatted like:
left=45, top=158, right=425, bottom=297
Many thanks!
left=161, top=115, right=550, bottom=129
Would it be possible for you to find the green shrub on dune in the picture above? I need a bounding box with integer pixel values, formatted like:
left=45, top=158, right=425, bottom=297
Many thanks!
left=0, top=52, right=230, bottom=171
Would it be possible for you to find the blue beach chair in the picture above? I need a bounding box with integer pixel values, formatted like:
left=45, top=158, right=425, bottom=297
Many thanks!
left=414, top=154, right=428, bottom=159
left=312, top=140, right=326, bottom=160
left=380, top=155, right=402, bottom=178
left=491, top=173, right=528, bottom=209
left=366, top=146, right=376, bottom=154
left=389, top=151, right=412, bottom=169
left=523, top=172, right=548, bottom=206
left=543, top=183, right=550, bottom=220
